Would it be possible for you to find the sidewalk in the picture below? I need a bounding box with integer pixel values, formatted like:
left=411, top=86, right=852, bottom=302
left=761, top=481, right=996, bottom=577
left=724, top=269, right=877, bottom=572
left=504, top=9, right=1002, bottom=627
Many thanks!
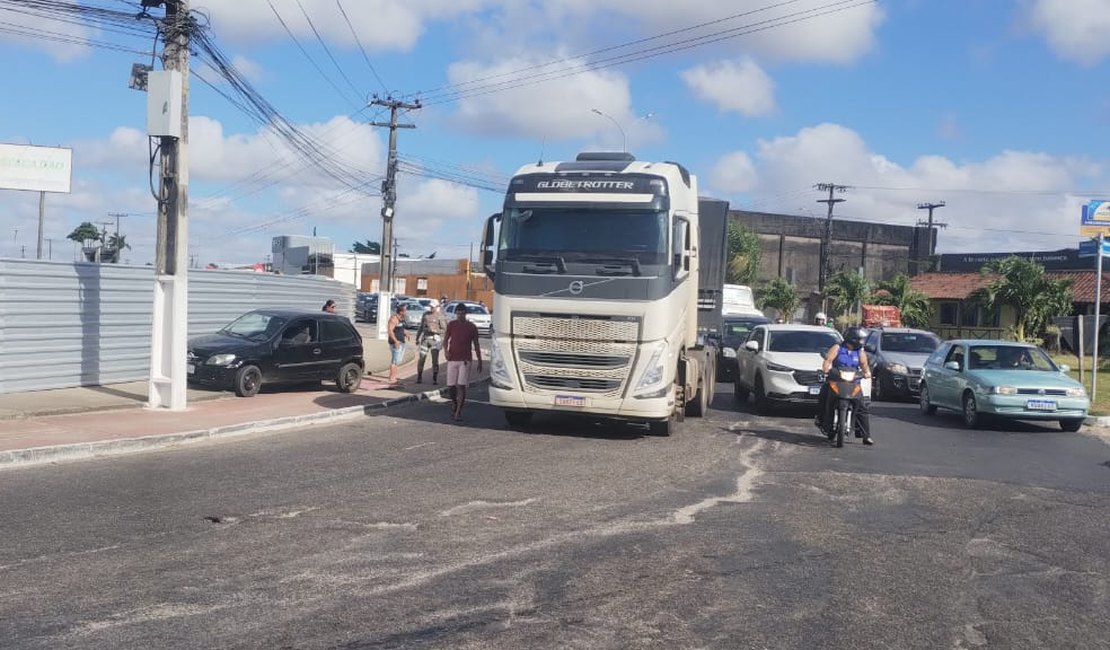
left=0, top=335, right=489, bottom=468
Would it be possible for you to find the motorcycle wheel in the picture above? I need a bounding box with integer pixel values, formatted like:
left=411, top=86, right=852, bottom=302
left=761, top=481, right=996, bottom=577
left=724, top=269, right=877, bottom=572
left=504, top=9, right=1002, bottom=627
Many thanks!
left=835, top=404, right=847, bottom=448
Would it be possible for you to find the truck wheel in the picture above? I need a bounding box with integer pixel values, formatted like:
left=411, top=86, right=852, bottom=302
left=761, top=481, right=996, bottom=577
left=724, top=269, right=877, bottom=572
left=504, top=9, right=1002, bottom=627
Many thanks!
left=504, top=410, right=533, bottom=427
left=234, top=365, right=262, bottom=397
left=685, top=367, right=709, bottom=417
left=648, top=416, right=674, bottom=436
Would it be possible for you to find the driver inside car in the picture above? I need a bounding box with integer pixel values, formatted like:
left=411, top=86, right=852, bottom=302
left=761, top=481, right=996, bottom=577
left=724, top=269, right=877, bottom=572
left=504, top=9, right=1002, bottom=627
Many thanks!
left=814, top=326, right=874, bottom=445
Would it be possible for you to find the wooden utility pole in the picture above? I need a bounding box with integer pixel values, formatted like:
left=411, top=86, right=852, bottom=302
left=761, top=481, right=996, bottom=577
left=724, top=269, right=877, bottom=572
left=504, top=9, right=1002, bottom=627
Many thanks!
left=369, top=97, right=419, bottom=296
left=816, top=183, right=849, bottom=293
left=916, top=201, right=947, bottom=274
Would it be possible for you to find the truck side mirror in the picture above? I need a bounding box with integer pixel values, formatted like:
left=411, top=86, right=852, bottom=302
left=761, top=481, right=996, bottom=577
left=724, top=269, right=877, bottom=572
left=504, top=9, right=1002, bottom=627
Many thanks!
left=480, top=212, right=499, bottom=280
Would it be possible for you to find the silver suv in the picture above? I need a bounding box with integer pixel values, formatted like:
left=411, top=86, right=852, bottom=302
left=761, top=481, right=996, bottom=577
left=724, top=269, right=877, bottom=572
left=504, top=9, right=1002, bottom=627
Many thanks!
left=863, top=328, right=941, bottom=401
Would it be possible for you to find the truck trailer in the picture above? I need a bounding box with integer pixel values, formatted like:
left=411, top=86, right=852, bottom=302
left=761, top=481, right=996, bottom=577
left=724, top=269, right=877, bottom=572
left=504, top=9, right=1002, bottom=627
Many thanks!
left=478, top=152, right=728, bottom=435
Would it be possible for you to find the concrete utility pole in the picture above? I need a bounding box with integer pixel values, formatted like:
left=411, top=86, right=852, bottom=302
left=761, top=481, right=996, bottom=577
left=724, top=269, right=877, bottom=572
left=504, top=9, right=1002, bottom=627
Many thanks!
left=816, top=183, right=850, bottom=293
left=369, top=96, right=419, bottom=338
left=147, top=0, right=191, bottom=411
left=916, top=201, right=947, bottom=274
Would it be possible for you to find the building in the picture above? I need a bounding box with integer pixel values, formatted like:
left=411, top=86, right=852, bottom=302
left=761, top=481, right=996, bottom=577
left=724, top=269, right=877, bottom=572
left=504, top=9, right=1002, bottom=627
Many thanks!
left=271, top=235, right=334, bottom=276
left=361, top=257, right=493, bottom=306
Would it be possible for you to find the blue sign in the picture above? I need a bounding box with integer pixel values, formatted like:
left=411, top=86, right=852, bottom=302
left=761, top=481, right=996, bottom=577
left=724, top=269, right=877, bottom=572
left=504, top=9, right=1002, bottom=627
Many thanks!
left=1078, top=238, right=1110, bottom=258
left=1081, top=200, right=1110, bottom=236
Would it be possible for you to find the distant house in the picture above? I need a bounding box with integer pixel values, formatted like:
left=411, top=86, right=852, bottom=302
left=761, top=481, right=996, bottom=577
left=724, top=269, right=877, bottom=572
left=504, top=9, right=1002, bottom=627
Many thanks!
left=910, top=270, right=1110, bottom=340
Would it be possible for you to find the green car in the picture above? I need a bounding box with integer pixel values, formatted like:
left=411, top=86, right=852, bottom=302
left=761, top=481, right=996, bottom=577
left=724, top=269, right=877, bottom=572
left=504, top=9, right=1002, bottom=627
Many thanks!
left=919, top=340, right=1089, bottom=431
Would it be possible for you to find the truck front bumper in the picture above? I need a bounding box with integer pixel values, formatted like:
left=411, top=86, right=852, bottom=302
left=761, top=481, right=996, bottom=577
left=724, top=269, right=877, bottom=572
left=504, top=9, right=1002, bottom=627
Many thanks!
left=489, top=385, right=676, bottom=422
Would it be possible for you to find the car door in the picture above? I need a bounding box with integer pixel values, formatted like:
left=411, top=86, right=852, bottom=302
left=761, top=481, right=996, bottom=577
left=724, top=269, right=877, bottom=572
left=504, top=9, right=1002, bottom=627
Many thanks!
left=320, top=318, right=357, bottom=377
left=931, top=343, right=966, bottom=408
left=738, top=326, right=766, bottom=389
left=273, top=318, right=322, bottom=381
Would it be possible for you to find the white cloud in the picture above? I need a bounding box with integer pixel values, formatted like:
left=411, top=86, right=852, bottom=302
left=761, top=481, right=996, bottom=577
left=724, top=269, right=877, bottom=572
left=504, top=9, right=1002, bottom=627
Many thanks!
left=0, top=6, right=91, bottom=61
left=682, top=58, right=776, bottom=116
left=230, top=55, right=264, bottom=83
left=711, top=151, right=758, bottom=193
left=1025, top=0, right=1110, bottom=65
left=447, top=56, right=663, bottom=146
left=712, top=123, right=1106, bottom=253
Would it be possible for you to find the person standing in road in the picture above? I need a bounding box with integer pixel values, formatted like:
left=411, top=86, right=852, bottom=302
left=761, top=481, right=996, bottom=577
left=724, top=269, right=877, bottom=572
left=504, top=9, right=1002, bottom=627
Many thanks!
left=416, top=301, right=447, bottom=384
left=442, top=303, right=482, bottom=421
left=387, top=303, right=408, bottom=384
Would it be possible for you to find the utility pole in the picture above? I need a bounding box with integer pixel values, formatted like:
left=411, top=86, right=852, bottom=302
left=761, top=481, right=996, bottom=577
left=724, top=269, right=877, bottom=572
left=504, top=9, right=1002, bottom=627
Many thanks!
left=147, top=0, right=191, bottom=411
left=816, top=183, right=850, bottom=294
left=916, top=201, right=947, bottom=274
left=369, top=95, right=419, bottom=338
left=45, top=237, right=53, bottom=260
left=36, top=192, right=45, bottom=259
left=98, top=221, right=113, bottom=263
left=108, top=212, right=128, bottom=244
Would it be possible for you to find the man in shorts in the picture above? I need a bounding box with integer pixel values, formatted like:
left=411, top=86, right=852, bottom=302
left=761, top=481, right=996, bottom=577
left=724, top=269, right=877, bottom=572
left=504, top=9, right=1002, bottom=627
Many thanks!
left=442, top=303, right=483, bottom=420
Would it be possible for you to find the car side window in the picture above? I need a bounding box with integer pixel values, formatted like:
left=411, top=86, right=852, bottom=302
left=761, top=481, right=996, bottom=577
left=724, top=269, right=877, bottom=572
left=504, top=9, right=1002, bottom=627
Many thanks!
left=864, top=331, right=878, bottom=353
left=321, top=320, right=353, bottom=342
left=926, top=344, right=948, bottom=367
left=747, top=327, right=764, bottom=349
left=282, top=319, right=316, bottom=345
left=944, top=344, right=965, bottom=369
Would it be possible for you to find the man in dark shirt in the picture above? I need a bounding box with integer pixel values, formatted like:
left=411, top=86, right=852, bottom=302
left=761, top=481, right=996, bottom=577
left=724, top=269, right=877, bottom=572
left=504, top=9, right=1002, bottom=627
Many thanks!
left=442, top=304, right=483, bottom=421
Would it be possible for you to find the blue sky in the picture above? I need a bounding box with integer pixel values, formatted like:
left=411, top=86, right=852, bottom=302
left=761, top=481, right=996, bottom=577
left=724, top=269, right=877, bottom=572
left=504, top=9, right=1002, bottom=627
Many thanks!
left=1, top=0, right=1109, bottom=266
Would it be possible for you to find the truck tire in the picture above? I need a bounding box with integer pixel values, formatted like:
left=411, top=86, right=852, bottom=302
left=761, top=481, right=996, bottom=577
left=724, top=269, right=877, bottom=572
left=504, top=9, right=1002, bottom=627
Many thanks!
left=648, top=416, right=675, bottom=436
left=685, top=366, right=709, bottom=417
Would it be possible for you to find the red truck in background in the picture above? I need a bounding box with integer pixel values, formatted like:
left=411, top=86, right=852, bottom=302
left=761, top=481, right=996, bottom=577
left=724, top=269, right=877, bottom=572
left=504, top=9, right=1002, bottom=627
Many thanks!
left=861, top=305, right=902, bottom=328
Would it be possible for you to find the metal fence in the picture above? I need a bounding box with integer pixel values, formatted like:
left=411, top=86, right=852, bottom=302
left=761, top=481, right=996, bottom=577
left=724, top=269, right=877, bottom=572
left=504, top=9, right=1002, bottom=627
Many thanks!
left=0, top=259, right=355, bottom=394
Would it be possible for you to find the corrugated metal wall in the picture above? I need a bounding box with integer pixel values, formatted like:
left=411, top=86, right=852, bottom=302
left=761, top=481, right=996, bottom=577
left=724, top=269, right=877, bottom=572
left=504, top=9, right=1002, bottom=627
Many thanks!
left=0, top=260, right=355, bottom=394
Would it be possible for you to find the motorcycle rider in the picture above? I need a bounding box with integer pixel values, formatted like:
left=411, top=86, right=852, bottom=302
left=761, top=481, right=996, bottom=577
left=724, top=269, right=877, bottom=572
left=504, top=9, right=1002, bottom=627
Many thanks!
left=815, top=326, right=874, bottom=445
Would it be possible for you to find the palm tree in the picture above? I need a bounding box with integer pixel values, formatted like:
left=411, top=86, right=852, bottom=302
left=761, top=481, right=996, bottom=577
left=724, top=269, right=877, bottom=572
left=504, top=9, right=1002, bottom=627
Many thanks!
left=104, top=233, right=131, bottom=264
left=825, top=270, right=871, bottom=322
left=350, top=240, right=381, bottom=254
left=726, top=221, right=762, bottom=285
left=757, top=277, right=800, bottom=322
left=968, top=256, right=1073, bottom=342
left=870, top=274, right=933, bottom=327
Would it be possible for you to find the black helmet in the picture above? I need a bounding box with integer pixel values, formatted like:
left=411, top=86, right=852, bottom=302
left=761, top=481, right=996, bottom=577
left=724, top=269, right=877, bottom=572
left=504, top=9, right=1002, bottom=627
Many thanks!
left=842, top=326, right=865, bottom=346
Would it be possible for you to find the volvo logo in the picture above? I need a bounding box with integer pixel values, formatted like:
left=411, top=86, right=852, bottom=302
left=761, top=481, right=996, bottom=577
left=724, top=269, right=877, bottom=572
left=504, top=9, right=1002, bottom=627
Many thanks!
left=1038, top=388, right=1046, bottom=395
left=568, top=280, right=584, bottom=295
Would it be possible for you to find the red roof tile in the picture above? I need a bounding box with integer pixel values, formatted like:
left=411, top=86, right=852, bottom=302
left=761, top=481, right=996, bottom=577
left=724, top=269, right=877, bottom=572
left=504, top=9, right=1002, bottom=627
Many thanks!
left=1046, top=271, right=1110, bottom=303
left=909, top=273, right=995, bottom=300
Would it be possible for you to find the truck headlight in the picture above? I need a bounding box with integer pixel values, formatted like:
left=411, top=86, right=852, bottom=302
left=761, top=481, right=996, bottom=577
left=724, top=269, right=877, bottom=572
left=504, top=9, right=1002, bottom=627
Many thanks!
left=206, top=353, right=237, bottom=366
left=634, top=341, right=669, bottom=395
left=488, top=337, right=514, bottom=389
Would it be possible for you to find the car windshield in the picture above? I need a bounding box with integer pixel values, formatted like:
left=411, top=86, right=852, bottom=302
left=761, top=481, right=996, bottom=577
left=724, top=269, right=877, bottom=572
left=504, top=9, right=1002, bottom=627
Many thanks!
left=500, top=207, right=669, bottom=265
left=768, top=330, right=841, bottom=353
left=968, top=345, right=1057, bottom=371
left=457, top=304, right=489, bottom=315
left=219, top=312, right=287, bottom=341
left=882, top=332, right=940, bottom=353
left=724, top=320, right=766, bottom=338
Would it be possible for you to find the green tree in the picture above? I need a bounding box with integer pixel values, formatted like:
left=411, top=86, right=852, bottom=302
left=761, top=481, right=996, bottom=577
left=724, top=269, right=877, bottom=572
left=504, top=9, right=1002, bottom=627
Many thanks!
left=825, top=270, right=871, bottom=322
left=726, top=221, right=762, bottom=285
left=103, top=233, right=131, bottom=264
left=968, top=256, right=1073, bottom=342
left=350, top=240, right=381, bottom=254
left=870, top=274, right=933, bottom=328
left=67, top=222, right=101, bottom=245
left=757, top=277, right=800, bottom=321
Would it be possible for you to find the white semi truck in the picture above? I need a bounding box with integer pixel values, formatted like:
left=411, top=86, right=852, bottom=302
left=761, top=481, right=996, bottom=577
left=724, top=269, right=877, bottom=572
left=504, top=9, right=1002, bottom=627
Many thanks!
left=478, top=152, right=728, bottom=435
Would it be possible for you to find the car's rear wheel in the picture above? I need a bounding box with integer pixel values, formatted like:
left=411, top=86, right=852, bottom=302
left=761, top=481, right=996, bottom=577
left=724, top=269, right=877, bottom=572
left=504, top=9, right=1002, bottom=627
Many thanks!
left=1059, top=418, right=1084, bottom=432
left=919, top=383, right=937, bottom=415
left=234, top=365, right=262, bottom=398
left=962, top=392, right=980, bottom=429
left=336, top=362, right=362, bottom=393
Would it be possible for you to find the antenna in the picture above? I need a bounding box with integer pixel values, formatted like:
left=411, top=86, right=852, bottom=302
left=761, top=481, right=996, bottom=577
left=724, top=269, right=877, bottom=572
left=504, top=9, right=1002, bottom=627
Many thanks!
left=537, top=135, right=546, bottom=166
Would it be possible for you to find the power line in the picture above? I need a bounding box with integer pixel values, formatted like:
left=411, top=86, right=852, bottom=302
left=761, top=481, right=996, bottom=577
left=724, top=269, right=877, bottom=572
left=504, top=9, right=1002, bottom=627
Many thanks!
left=264, top=0, right=361, bottom=110
left=336, top=0, right=388, bottom=95
left=295, top=0, right=364, bottom=102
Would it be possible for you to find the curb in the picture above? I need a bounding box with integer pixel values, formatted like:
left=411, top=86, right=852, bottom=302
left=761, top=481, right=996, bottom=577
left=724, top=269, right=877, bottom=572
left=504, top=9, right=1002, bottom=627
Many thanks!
left=1086, top=415, right=1110, bottom=428
left=0, top=379, right=487, bottom=470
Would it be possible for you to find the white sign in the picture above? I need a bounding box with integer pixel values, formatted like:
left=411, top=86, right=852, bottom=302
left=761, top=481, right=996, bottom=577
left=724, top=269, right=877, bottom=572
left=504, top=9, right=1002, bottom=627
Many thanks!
left=0, top=143, right=73, bottom=193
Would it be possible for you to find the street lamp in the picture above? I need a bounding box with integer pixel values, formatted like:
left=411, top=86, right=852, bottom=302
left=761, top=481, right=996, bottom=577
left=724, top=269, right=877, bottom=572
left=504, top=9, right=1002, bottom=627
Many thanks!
left=591, top=108, right=626, bottom=153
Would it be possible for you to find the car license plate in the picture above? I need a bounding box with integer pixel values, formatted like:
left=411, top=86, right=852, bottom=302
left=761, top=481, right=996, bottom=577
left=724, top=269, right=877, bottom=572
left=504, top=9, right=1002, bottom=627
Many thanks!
left=1026, top=399, right=1057, bottom=412
left=187, top=363, right=195, bottom=375
left=808, top=385, right=821, bottom=396
left=555, top=395, right=586, bottom=407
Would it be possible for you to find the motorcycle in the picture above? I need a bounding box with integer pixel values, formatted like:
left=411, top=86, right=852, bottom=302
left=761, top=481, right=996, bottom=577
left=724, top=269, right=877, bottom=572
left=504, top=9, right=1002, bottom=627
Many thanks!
left=826, top=366, right=863, bottom=448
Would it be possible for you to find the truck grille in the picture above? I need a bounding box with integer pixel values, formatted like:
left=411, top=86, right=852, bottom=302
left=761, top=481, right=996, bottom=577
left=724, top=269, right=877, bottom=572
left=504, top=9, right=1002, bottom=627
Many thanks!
left=511, top=313, right=641, bottom=398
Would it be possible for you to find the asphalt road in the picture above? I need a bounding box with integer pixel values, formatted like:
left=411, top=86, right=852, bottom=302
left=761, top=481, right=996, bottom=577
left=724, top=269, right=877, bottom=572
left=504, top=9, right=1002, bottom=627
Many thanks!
left=1, top=386, right=1108, bottom=650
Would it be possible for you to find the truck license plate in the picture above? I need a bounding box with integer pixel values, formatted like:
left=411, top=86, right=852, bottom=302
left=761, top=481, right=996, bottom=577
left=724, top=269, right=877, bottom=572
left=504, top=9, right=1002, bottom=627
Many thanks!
left=555, top=395, right=586, bottom=407
left=808, top=386, right=821, bottom=395
left=1026, top=399, right=1057, bottom=412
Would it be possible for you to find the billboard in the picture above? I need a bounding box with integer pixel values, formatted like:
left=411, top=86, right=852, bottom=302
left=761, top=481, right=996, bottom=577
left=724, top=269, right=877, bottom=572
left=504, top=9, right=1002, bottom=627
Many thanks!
left=0, top=143, right=73, bottom=193
left=1081, top=200, right=1110, bottom=237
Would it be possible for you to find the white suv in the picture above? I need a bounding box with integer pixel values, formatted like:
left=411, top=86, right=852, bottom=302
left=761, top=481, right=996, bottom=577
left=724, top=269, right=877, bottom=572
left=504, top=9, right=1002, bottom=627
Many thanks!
left=734, top=324, right=842, bottom=413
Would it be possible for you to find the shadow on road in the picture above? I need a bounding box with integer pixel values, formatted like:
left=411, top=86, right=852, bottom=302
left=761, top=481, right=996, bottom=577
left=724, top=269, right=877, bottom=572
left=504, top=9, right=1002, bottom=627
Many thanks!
left=871, top=401, right=1064, bottom=434
left=734, top=426, right=832, bottom=448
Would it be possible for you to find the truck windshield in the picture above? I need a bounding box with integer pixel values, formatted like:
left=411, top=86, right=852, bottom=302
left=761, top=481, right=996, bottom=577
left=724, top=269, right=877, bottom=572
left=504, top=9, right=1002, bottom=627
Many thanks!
left=499, top=207, right=668, bottom=265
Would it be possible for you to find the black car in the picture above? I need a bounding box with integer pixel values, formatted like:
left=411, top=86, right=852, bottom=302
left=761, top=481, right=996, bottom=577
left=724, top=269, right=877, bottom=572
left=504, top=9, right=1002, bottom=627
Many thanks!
left=357, top=293, right=378, bottom=323
left=717, top=314, right=771, bottom=381
left=863, top=327, right=941, bottom=400
left=187, top=309, right=364, bottom=397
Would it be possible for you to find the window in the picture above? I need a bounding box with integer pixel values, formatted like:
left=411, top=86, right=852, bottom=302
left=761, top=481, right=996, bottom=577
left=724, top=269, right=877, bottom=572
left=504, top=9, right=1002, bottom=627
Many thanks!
left=881, top=333, right=940, bottom=353
left=672, top=217, right=690, bottom=270
left=282, top=320, right=316, bottom=345
left=944, top=345, right=965, bottom=370
left=768, top=330, right=841, bottom=353
left=939, top=302, right=959, bottom=326
left=321, top=320, right=353, bottom=342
